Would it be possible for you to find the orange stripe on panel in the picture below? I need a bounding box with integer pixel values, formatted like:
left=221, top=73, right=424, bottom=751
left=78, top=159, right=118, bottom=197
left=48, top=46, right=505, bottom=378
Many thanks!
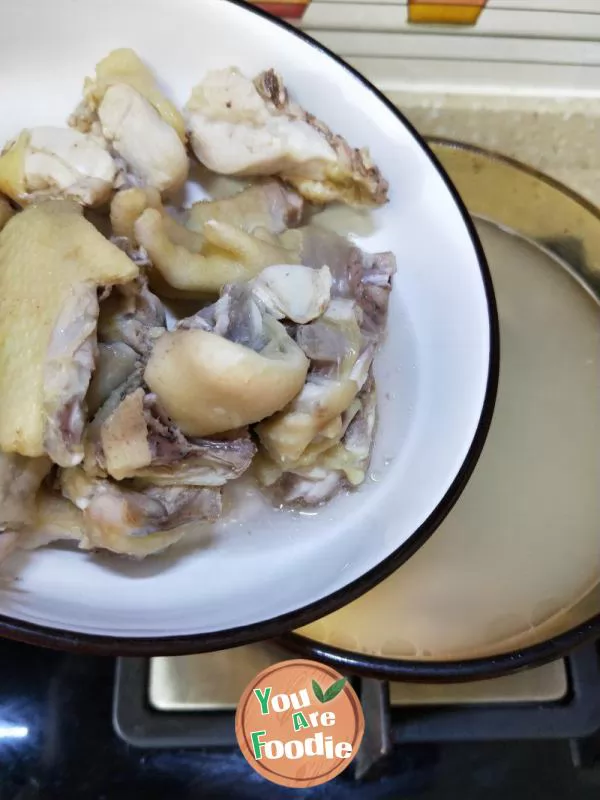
left=252, top=1, right=311, bottom=20
left=408, top=0, right=488, bottom=26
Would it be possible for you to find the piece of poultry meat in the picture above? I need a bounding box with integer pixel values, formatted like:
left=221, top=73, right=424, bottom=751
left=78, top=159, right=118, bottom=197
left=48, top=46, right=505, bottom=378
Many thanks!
left=43, top=283, right=99, bottom=467
left=185, top=67, right=388, bottom=207
left=98, top=274, right=166, bottom=358
left=71, top=49, right=188, bottom=194
left=110, top=181, right=303, bottom=272
left=0, top=490, right=85, bottom=562
left=0, top=452, right=52, bottom=531
left=83, top=367, right=145, bottom=477
left=260, top=374, right=377, bottom=505
left=96, top=387, right=256, bottom=485
left=145, top=284, right=309, bottom=437
left=109, top=180, right=305, bottom=297
left=86, top=341, right=140, bottom=416
left=256, top=298, right=370, bottom=465
left=0, top=196, right=15, bottom=231
left=187, top=180, right=304, bottom=236
left=251, top=264, right=331, bottom=324
left=0, top=126, right=116, bottom=207
left=0, top=200, right=138, bottom=462
left=284, top=225, right=396, bottom=335
left=61, top=468, right=221, bottom=557
left=0, top=532, right=18, bottom=565
left=134, top=207, right=300, bottom=296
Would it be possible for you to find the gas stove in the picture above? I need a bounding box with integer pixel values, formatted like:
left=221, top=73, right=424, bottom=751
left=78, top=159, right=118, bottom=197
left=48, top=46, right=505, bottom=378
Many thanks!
left=114, top=640, right=600, bottom=779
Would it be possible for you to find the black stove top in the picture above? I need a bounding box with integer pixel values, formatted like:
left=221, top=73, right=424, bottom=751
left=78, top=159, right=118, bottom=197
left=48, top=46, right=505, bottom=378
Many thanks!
left=2, top=638, right=600, bottom=799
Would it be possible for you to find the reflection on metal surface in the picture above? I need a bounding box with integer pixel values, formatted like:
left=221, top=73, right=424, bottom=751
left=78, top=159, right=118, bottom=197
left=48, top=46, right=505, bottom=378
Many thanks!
left=148, top=644, right=567, bottom=711
left=355, top=680, right=392, bottom=780
left=390, top=660, right=568, bottom=705
left=149, top=643, right=293, bottom=711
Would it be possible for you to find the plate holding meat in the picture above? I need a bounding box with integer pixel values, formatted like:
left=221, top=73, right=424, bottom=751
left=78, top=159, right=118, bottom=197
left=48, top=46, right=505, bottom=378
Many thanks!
left=0, top=0, right=497, bottom=654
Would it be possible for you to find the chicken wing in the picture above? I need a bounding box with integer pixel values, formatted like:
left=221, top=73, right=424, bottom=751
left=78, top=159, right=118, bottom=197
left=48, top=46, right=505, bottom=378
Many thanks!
left=0, top=200, right=138, bottom=463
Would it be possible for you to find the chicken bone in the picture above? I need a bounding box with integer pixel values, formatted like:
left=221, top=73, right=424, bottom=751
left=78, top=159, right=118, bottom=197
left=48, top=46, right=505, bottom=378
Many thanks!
left=97, top=388, right=256, bottom=486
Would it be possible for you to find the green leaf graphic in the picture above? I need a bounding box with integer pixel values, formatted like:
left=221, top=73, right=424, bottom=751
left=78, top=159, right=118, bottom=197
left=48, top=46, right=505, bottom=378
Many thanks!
left=323, top=678, right=347, bottom=703
left=312, top=679, right=325, bottom=703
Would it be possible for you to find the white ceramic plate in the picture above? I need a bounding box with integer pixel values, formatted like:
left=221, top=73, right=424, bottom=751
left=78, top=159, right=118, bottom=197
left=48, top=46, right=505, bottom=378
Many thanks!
left=0, top=0, right=497, bottom=654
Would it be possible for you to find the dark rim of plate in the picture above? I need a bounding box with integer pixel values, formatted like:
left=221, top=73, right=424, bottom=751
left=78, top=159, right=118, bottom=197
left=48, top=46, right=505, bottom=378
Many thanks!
left=0, top=0, right=500, bottom=657
left=282, top=139, right=600, bottom=682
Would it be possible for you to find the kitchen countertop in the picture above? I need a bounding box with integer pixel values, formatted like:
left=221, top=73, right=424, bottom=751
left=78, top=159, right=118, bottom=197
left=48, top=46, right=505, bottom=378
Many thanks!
left=392, top=92, right=600, bottom=208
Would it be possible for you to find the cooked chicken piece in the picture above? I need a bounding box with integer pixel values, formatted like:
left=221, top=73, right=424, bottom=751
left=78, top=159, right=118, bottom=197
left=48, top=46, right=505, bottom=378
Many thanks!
left=0, top=127, right=116, bottom=207
left=83, top=367, right=145, bottom=478
left=72, top=49, right=188, bottom=194
left=259, top=375, right=377, bottom=505
left=11, top=490, right=85, bottom=552
left=338, top=248, right=396, bottom=336
left=185, top=67, right=388, bottom=207
left=257, top=376, right=358, bottom=467
left=255, top=398, right=357, bottom=486
left=278, top=472, right=345, bottom=506
left=296, top=319, right=350, bottom=363
left=285, top=226, right=396, bottom=335
left=98, top=84, right=189, bottom=193
left=146, top=285, right=309, bottom=436
left=98, top=275, right=166, bottom=357
left=96, top=388, right=256, bottom=485
left=61, top=467, right=221, bottom=557
left=0, top=196, right=14, bottom=231
left=111, top=186, right=162, bottom=241
left=256, top=299, right=372, bottom=465
left=76, top=49, right=186, bottom=140
left=0, top=532, right=18, bottom=564
left=110, top=186, right=205, bottom=260
left=137, top=418, right=256, bottom=489
left=43, top=283, right=99, bottom=467
left=134, top=207, right=300, bottom=295
left=99, top=389, right=152, bottom=479
left=251, top=264, right=331, bottom=324
left=86, top=342, right=140, bottom=416
left=0, top=201, right=138, bottom=461
left=0, top=453, right=52, bottom=531
left=187, top=181, right=303, bottom=236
